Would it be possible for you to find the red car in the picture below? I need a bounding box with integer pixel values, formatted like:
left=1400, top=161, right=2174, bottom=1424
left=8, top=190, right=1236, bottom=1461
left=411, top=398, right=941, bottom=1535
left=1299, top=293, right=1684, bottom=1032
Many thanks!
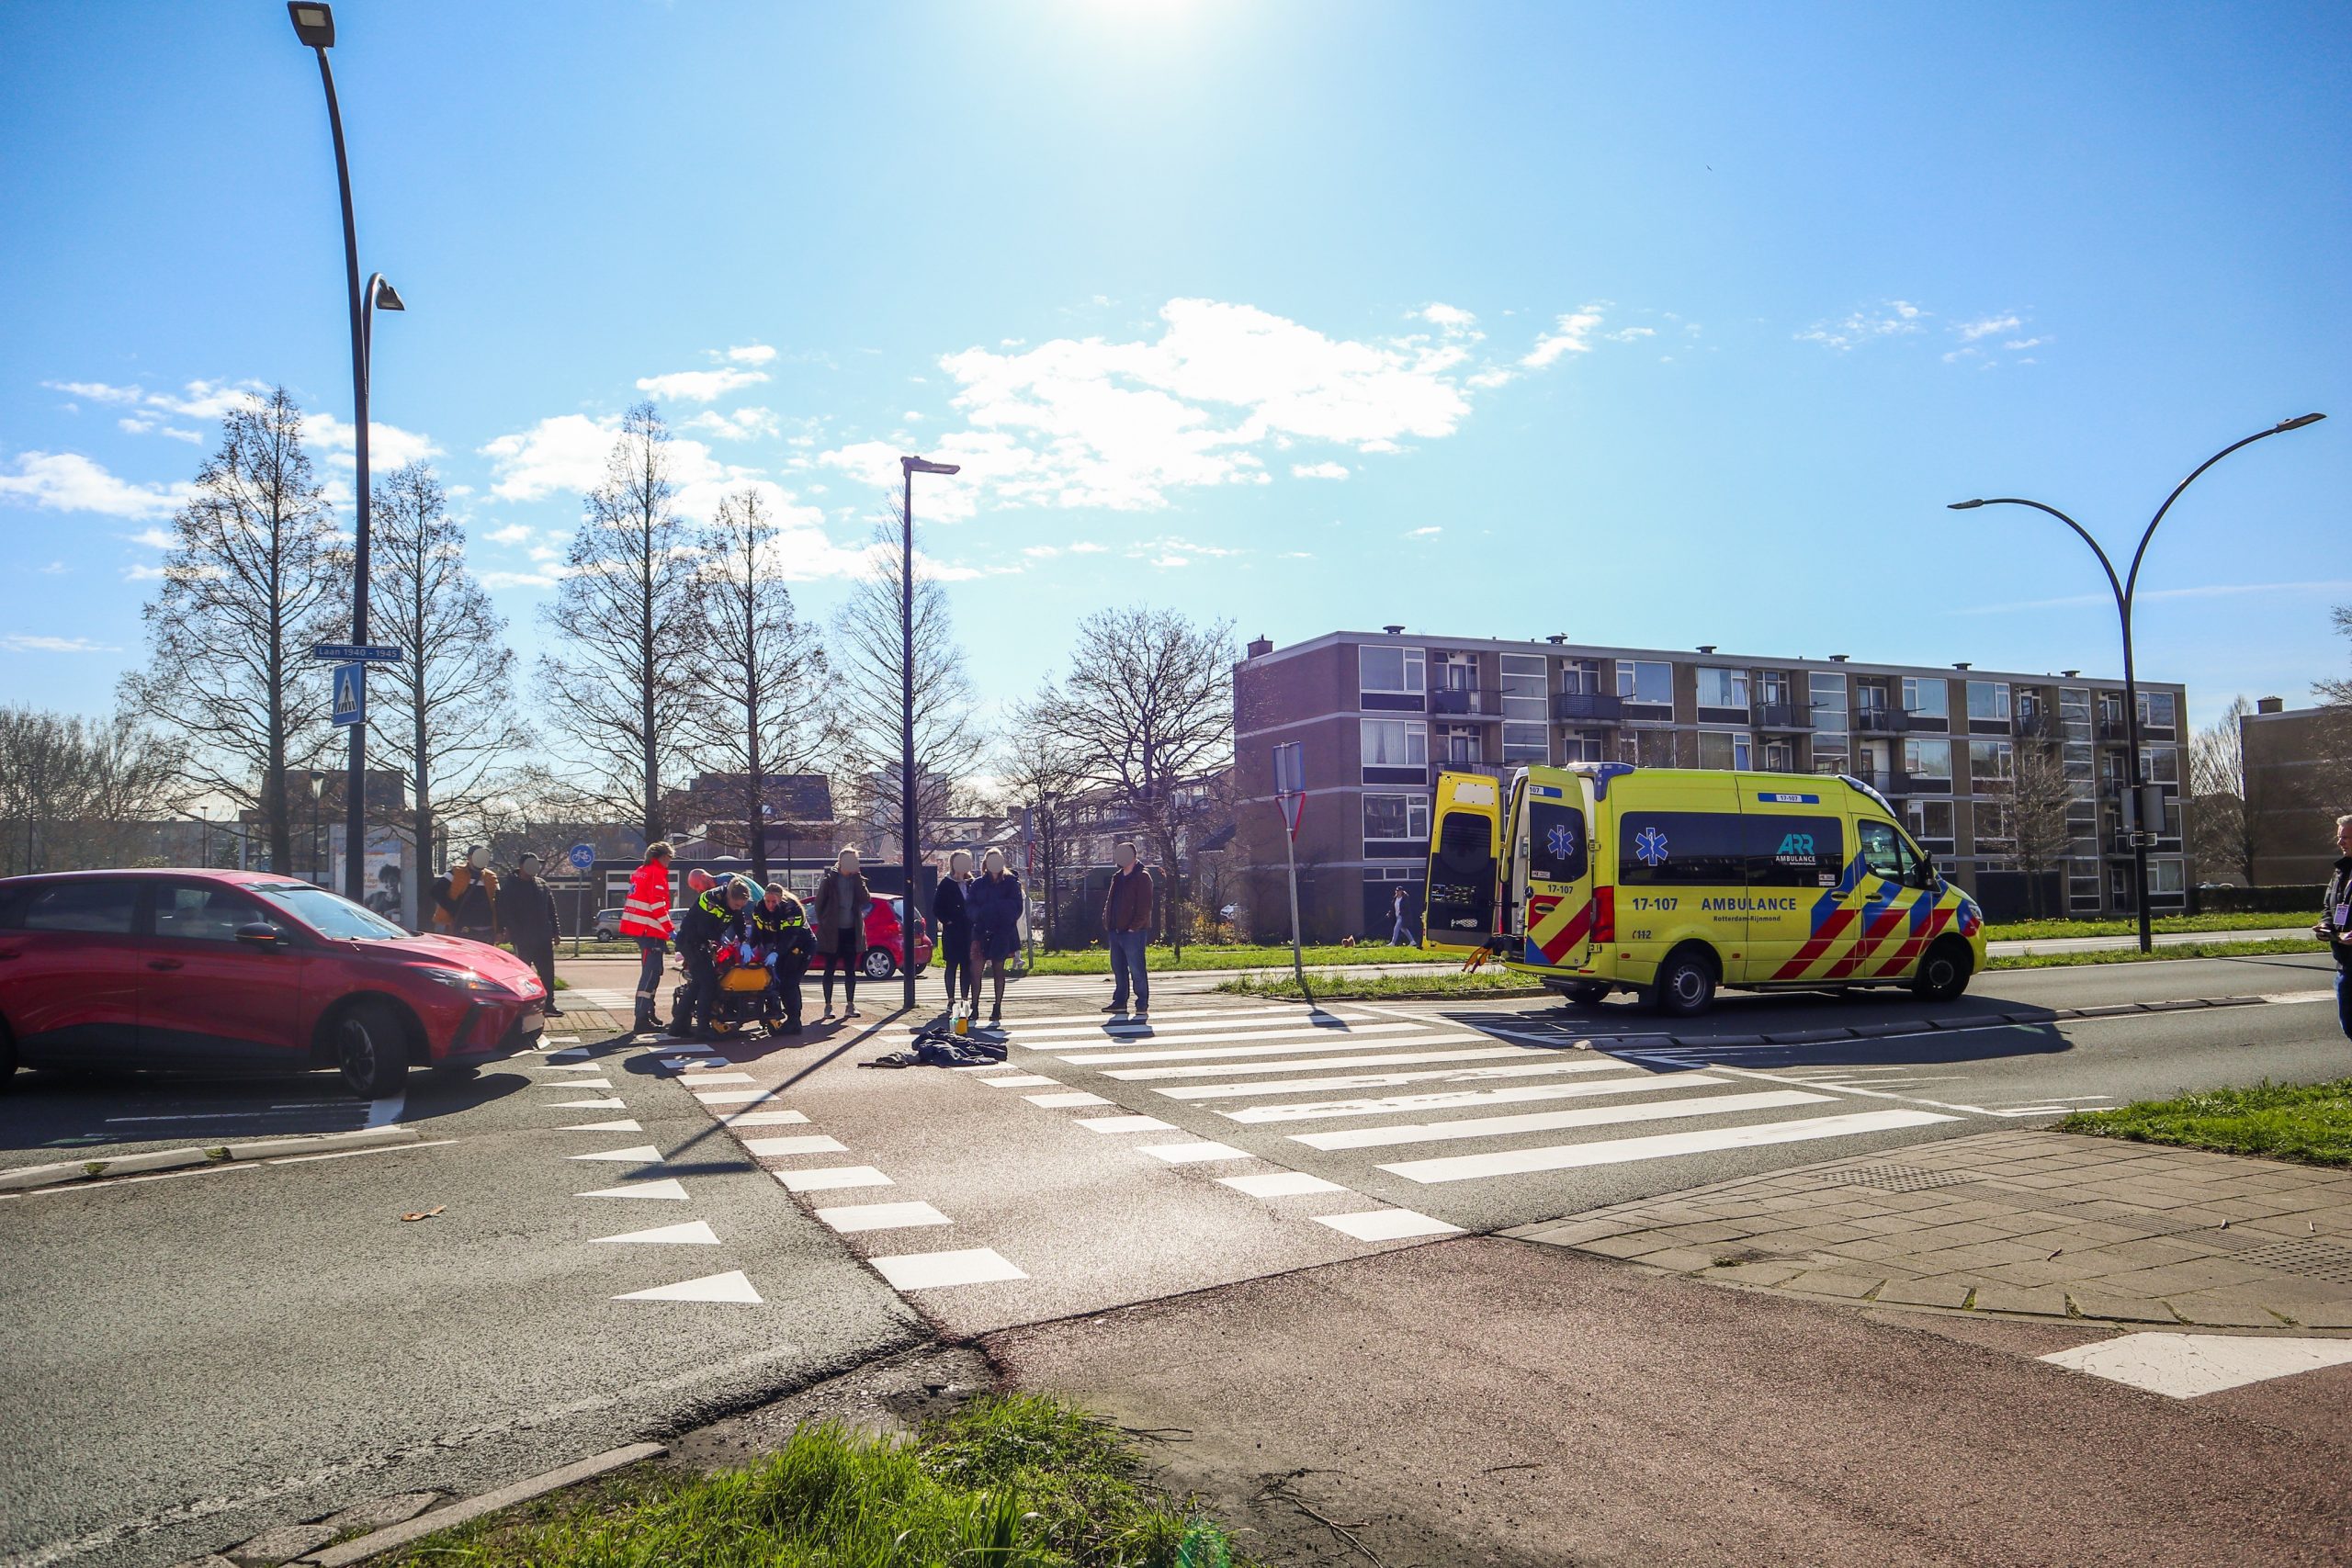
left=0, top=868, right=546, bottom=1099
left=811, top=894, right=933, bottom=981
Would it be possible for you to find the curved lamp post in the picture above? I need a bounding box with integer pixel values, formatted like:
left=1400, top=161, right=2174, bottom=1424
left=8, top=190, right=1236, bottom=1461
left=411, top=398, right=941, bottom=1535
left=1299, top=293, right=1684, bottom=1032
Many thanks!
left=1951, top=412, right=2324, bottom=952
left=290, top=3, right=403, bottom=901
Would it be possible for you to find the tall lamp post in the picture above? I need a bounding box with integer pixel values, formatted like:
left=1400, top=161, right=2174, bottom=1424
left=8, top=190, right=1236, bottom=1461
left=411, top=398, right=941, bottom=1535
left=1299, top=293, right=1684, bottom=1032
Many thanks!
left=1951, top=412, right=2324, bottom=953
left=288, top=4, right=404, bottom=902
left=899, top=455, right=962, bottom=1012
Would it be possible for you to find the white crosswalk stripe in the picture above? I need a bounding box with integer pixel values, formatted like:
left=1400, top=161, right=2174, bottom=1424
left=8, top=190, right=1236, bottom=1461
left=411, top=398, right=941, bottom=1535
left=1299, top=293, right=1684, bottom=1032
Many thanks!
left=1001, top=999, right=1971, bottom=1199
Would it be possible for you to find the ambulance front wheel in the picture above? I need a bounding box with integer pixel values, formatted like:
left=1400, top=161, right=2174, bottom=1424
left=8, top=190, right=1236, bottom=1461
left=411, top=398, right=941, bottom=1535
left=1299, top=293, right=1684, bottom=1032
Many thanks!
left=1911, top=938, right=1973, bottom=1004
left=1650, top=947, right=1718, bottom=1017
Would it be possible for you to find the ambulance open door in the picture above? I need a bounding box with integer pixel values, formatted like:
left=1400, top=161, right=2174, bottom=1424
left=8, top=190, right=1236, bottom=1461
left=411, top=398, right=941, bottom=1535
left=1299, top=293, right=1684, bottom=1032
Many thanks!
left=1424, top=771, right=1504, bottom=956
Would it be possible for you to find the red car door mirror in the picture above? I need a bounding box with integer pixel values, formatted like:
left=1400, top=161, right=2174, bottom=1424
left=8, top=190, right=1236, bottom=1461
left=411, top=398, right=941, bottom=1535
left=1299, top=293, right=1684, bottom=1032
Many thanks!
left=234, top=922, right=283, bottom=948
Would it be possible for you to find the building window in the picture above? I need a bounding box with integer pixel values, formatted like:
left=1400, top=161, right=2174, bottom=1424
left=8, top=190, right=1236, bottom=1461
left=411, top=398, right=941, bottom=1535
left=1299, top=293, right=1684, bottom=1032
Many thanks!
left=1359, top=645, right=1425, bottom=696
left=1561, top=659, right=1601, bottom=695
left=1966, top=680, right=2012, bottom=722
left=1903, top=738, right=1952, bottom=782
left=1975, top=800, right=2016, bottom=849
left=1564, top=729, right=1607, bottom=762
left=1360, top=718, right=1427, bottom=769
left=2137, top=691, right=2177, bottom=728
left=1617, top=660, right=1672, bottom=706
left=1696, top=730, right=1753, bottom=770
left=1502, top=723, right=1550, bottom=763
left=1902, top=677, right=1949, bottom=719
left=1763, top=739, right=1795, bottom=773
left=2140, top=747, right=2180, bottom=784
left=1810, top=672, right=1849, bottom=734
left=1363, top=794, right=1430, bottom=845
left=2148, top=859, right=2185, bottom=894
left=1969, top=739, right=2014, bottom=788
left=1759, top=670, right=1793, bottom=705
left=1694, top=667, right=1748, bottom=709
left=1905, top=798, right=1955, bottom=844
left=1634, top=728, right=1679, bottom=767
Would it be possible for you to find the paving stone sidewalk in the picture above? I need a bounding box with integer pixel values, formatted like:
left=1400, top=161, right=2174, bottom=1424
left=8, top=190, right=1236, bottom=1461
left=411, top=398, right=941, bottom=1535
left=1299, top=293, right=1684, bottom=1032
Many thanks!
left=1508, top=1131, right=2352, bottom=1330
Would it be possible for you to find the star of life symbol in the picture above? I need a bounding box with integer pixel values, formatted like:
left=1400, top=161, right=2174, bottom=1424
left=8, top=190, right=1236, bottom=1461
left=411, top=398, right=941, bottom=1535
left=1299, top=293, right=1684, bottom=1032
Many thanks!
left=1634, top=827, right=1670, bottom=867
left=1546, top=822, right=1577, bottom=862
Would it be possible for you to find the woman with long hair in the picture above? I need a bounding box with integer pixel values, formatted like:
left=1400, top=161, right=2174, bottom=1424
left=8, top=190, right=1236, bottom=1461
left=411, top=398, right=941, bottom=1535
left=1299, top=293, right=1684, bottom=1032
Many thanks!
left=933, top=849, right=977, bottom=1010
left=964, top=846, right=1023, bottom=1027
left=809, top=847, right=874, bottom=1021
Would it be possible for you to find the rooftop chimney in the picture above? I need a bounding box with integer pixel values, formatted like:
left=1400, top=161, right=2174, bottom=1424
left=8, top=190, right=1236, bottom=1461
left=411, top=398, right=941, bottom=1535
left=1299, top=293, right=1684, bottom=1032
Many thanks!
left=2061, top=670, right=2080, bottom=678
left=1382, top=624, right=1406, bottom=636
left=2256, top=695, right=2285, bottom=715
left=1953, top=661, right=1972, bottom=671
left=1697, top=645, right=1717, bottom=655
left=1545, top=634, right=1567, bottom=645
left=1245, top=634, right=1272, bottom=659
left=1829, top=653, right=1849, bottom=663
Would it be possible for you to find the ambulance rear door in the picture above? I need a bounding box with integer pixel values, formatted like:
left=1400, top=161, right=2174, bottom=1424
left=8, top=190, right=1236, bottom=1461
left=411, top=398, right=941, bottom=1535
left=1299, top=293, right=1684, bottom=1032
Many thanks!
left=1423, top=771, right=1503, bottom=956
left=1516, top=774, right=1599, bottom=972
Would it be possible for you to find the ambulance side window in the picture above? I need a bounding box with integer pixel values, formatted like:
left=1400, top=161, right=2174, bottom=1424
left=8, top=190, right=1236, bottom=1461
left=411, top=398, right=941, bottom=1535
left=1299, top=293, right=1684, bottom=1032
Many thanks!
left=1858, top=819, right=1904, bottom=882
left=1527, top=803, right=1588, bottom=884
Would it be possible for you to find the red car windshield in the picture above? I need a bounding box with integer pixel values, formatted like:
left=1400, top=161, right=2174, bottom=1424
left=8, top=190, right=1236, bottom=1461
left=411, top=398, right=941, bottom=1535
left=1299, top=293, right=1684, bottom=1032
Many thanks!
left=249, top=882, right=409, bottom=941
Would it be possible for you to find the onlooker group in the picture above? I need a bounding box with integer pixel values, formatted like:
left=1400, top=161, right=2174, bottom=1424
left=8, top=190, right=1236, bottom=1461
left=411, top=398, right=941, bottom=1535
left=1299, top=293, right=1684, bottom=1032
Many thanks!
left=933, top=849, right=977, bottom=1010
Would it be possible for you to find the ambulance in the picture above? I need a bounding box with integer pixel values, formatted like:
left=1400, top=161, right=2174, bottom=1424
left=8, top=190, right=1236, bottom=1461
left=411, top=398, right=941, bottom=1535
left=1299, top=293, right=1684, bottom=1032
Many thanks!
left=1423, top=763, right=1986, bottom=1016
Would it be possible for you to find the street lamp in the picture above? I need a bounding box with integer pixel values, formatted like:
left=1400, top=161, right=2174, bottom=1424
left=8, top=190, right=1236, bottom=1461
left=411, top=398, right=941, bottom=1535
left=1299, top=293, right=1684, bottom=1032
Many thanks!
left=288, top=3, right=403, bottom=903
left=898, top=455, right=961, bottom=1013
left=1950, top=412, right=2324, bottom=953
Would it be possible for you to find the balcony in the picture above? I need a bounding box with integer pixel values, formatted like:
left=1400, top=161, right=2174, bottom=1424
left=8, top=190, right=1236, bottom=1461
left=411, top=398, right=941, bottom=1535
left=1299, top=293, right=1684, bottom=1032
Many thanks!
left=1552, top=691, right=1623, bottom=723
left=1431, top=761, right=1509, bottom=786
left=1854, top=708, right=1911, bottom=735
left=2096, top=715, right=2132, bottom=741
left=2016, top=711, right=2058, bottom=739
left=1753, top=701, right=1811, bottom=731
left=1430, top=685, right=1504, bottom=718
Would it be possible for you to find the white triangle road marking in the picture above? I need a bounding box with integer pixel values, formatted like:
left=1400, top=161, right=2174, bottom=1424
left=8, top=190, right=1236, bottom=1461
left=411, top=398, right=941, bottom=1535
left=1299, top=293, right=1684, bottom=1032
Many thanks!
left=558, top=1119, right=643, bottom=1134
left=613, top=1269, right=763, bottom=1303
left=2041, top=1333, right=2352, bottom=1399
left=568, top=1145, right=663, bottom=1163
left=591, top=1219, right=719, bottom=1246
left=577, top=1178, right=691, bottom=1201
left=548, top=1097, right=627, bottom=1110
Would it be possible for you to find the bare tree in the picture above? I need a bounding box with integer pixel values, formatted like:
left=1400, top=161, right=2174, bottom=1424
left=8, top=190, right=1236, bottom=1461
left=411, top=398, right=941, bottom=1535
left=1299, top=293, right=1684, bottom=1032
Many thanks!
left=536, top=404, right=707, bottom=843
left=120, top=388, right=345, bottom=873
left=994, top=718, right=1089, bottom=947
left=0, top=706, right=187, bottom=875
left=691, top=486, right=832, bottom=881
left=831, top=507, right=983, bottom=864
left=366, top=462, right=522, bottom=906
left=2188, top=695, right=2259, bottom=886
left=2313, top=604, right=2352, bottom=815
left=2007, top=739, right=2073, bottom=917
left=1031, top=606, right=1235, bottom=955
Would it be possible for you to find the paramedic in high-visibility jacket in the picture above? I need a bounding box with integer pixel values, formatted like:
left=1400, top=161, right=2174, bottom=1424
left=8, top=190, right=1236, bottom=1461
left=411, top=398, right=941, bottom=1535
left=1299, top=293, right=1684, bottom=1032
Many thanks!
left=619, top=841, right=677, bottom=1035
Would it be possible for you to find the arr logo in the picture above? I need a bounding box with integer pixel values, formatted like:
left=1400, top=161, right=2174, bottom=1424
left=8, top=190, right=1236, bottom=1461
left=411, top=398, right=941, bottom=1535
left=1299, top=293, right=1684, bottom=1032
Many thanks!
left=1776, top=831, right=1816, bottom=858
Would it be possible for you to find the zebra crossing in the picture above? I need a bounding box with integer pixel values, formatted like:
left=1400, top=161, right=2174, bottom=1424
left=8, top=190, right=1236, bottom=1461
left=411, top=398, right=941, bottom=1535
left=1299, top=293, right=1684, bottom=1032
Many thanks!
left=989, top=1002, right=1964, bottom=1201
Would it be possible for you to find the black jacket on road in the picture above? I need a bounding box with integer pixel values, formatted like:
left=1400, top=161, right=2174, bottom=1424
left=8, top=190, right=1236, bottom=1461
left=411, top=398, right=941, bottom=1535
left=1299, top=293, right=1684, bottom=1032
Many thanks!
left=500, top=875, right=561, bottom=951
left=2323, top=856, right=2352, bottom=974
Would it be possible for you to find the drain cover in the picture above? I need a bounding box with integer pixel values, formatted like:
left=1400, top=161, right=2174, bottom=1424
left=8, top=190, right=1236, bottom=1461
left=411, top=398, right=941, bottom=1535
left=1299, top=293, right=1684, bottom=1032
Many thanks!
left=1816, top=1164, right=1978, bottom=1193
left=2229, top=1239, right=2352, bottom=1285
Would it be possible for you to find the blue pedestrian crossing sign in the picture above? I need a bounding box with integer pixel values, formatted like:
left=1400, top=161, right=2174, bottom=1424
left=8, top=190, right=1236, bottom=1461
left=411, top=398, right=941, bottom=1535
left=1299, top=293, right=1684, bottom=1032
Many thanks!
left=331, top=662, right=365, bottom=727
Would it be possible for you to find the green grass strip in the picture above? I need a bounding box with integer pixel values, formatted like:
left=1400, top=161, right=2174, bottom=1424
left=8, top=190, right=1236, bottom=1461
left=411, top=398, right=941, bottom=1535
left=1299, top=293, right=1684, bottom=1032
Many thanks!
left=1984, top=937, right=2324, bottom=970
left=2060, top=1078, right=2352, bottom=1168
left=1983, top=910, right=2321, bottom=942
left=398, top=1393, right=1249, bottom=1567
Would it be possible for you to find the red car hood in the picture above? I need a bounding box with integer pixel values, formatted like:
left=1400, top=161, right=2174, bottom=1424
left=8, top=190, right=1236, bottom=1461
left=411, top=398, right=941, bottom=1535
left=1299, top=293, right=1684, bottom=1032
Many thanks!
left=362, top=931, right=540, bottom=983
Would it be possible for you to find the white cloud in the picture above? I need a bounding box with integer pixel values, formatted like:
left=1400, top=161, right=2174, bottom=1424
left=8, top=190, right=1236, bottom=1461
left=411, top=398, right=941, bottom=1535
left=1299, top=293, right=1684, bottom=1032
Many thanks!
left=725, top=344, right=778, bottom=365
left=45, top=380, right=146, bottom=405
left=526, top=544, right=560, bottom=563
left=1292, top=461, right=1350, bottom=479
left=1023, top=544, right=1062, bottom=558
left=1406, top=525, right=1442, bottom=538
left=479, top=570, right=559, bottom=591
left=148, top=379, right=270, bottom=419
left=1521, top=309, right=1605, bottom=367
left=1, top=634, right=119, bottom=654
left=123, top=562, right=167, bottom=581
left=684, top=406, right=782, bottom=442
left=1797, top=301, right=1928, bottom=351
left=1957, top=314, right=2022, bottom=342
left=1604, top=326, right=1656, bottom=343
left=37, top=560, right=66, bottom=575
left=481, top=523, right=533, bottom=547
left=480, top=414, right=620, bottom=501
left=2004, top=336, right=2045, bottom=351
left=1419, top=303, right=1477, bottom=331
left=0, top=451, right=194, bottom=518
left=1068, top=541, right=1108, bottom=554
left=634, top=367, right=770, bottom=402
left=127, top=526, right=175, bottom=550
left=307, top=411, right=443, bottom=470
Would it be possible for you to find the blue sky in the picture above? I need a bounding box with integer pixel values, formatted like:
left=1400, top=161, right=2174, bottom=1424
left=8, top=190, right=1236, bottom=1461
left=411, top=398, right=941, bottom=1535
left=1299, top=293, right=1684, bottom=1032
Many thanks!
left=3, top=1, right=2347, bottom=734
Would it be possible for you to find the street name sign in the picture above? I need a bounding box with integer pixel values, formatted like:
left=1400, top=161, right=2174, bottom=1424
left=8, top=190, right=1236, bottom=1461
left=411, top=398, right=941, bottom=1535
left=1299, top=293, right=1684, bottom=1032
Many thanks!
left=311, top=642, right=402, bottom=663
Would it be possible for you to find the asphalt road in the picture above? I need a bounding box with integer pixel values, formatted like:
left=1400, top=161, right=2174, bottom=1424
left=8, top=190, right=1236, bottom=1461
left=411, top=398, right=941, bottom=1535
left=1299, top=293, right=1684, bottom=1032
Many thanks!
left=0, top=1043, right=918, bottom=1568
left=4, top=952, right=2343, bottom=1565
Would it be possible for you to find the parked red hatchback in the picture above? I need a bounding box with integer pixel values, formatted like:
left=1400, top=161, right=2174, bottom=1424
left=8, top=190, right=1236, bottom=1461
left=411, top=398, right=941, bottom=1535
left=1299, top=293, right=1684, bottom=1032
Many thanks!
left=810, top=895, right=933, bottom=981
left=0, top=868, right=546, bottom=1098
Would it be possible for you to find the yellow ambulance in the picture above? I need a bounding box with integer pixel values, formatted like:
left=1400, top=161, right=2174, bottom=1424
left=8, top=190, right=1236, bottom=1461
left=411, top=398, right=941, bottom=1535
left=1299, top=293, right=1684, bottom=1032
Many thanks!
left=1423, top=763, right=1987, bottom=1016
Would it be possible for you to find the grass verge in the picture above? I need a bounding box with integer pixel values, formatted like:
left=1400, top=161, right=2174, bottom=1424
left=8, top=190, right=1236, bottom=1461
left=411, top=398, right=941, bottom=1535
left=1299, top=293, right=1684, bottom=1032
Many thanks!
left=1017, top=942, right=1446, bottom=975
left=1216, top=937, right=2329, bottom=1001
left=2060, top=1078, right=2352, bottom=1168
left=1983, top=910, right=2320, bottom=942
left=395, top=1393, right=1250, bottom=1567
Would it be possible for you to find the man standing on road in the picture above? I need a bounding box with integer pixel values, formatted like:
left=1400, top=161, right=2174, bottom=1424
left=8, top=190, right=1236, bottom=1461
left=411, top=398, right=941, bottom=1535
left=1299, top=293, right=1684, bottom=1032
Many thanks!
left=1102, top=840, right=1153, bottom=1019
left=2316, top=813, right=2352, bottom=1043
left=619, top=841, right=677, bottom=1036
left=500, top=853, right=564, bottom=1017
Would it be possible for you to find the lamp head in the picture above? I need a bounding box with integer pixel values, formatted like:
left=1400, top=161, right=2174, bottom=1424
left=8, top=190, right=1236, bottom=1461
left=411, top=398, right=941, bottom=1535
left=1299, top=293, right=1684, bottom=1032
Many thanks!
left=1947, top=500, right=1986, bottom=511
left=2277, top=412, right=2325, bottom=432
left=287, top=3, right=335, bottom=48
left=372, top=277, right=405, bottom=312
left=901, top=456, right=961, bottom=477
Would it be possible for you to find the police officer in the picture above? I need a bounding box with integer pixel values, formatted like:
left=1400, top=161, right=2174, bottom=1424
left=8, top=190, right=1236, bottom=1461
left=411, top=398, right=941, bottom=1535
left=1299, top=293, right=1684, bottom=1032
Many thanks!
left=747, top=880, right=818, bottom=1035
left=673, top=874, right=748, bottom=1039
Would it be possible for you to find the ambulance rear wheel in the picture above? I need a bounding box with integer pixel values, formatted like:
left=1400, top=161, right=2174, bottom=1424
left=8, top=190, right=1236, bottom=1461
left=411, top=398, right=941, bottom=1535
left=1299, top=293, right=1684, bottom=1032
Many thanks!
left=1557, top=981, right=1610, bottom=1008
left=1651, top=948, right=1717, bottom=1018
left=1912, top=938, right=1973, bottom=1004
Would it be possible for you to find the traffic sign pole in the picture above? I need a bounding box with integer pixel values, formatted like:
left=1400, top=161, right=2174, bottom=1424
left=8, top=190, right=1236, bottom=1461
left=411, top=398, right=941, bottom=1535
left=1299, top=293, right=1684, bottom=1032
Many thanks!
left=1271, top=742, right=1307, bottom=996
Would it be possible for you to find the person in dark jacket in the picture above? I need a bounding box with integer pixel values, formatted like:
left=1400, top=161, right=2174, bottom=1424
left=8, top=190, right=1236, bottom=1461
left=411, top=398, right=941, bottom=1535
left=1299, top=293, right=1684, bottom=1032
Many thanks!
left=747, top=881, right=818, bottom=1034
left=674, top=878, right=748, bottom=1038
left=933, top=850, right=976, bottom=1009
left=2314, top=814, right=2352, bottom=1043
left=435, top=846, right=499, bottom=942
left=1101, top=841, right=1154, bottom=1019
left=966, top=847, right=1024, bottom=1027
left=499, top=852, right=564, bottom=1015
left=809, top=849, right=874, bottom=1021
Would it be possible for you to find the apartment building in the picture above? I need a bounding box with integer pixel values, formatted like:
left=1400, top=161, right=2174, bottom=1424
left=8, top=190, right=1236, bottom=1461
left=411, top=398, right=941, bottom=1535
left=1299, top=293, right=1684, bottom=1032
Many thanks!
left=1233, top=628, right=2189, bottom=935
left=2242, top=698, right=2352, bottom=886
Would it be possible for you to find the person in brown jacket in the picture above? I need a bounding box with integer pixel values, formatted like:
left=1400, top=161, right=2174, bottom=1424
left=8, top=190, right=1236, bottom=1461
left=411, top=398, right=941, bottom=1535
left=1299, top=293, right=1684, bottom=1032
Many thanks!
left=1101, top=840, right=1154, bottom=1017
left=808, top=847, right=875, bottom=1021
